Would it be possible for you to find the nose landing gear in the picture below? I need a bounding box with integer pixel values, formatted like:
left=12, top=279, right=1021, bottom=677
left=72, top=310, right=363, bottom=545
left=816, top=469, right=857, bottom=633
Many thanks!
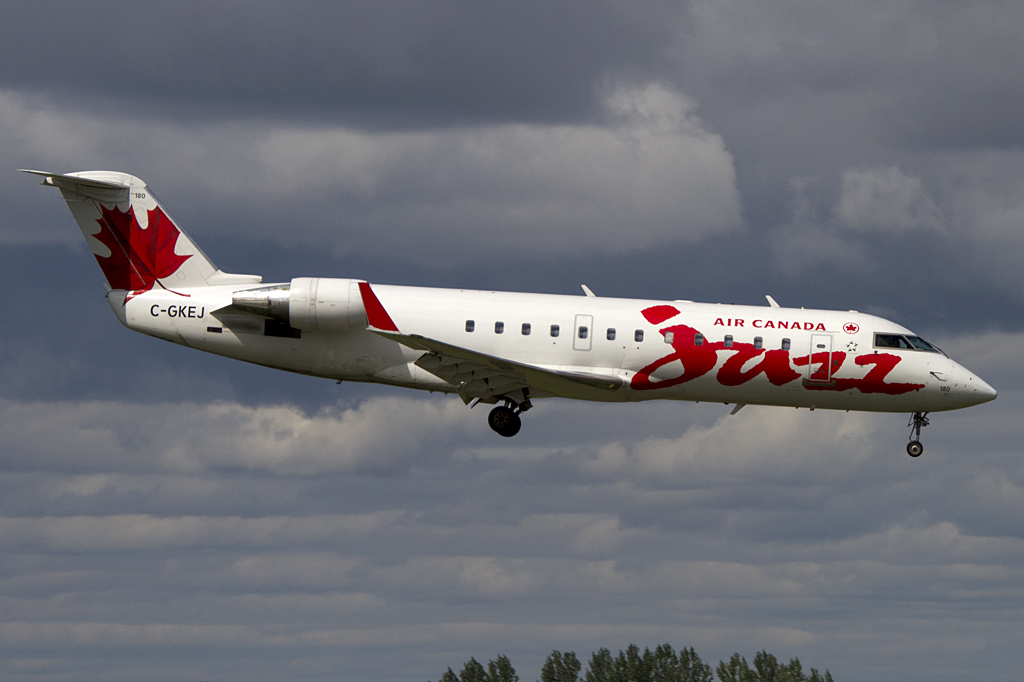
left=906, top=412, right=930, bottom=457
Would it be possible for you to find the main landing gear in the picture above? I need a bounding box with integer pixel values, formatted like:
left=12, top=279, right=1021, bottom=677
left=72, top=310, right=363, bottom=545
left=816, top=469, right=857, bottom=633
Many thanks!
left=487, top=396, right=531, bottom=438
left=906, top=411, right=930, bottom=457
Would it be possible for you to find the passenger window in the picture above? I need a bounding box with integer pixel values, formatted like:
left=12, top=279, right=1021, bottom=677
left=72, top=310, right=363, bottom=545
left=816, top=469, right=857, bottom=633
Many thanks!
left=781, top=338, right=791, bottom=351
left=634, top=329, right=644, bottom=342
left=578, top=326, right=589, bottom=339
left=754, top=336, right=762, bottom=349
left=550, top=324, right=560, bottom=337
left=495, top=321, right=504, bottom=334
left=694, top=333, right=704, bottom=346
left=465, top=320, right=475, bottom=332
left=607, top=328, right=616, bottom=341
left=522, top=323, right=531, bottom=335
left=724, top=334, right=733, bottom=348
left=665, top=331, right=675, bottom=344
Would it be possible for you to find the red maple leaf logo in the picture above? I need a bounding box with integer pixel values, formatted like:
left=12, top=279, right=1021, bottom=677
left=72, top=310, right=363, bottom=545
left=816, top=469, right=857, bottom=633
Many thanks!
left=843, top=322, right=860, bottom=334
left=92, top=204, right=191, bottom=294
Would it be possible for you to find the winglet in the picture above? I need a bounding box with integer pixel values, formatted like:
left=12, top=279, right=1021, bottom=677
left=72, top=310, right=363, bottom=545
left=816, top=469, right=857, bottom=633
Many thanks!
left=358, top=282, right=400, bottom=332
left=766, top=295, right=781, bottom=308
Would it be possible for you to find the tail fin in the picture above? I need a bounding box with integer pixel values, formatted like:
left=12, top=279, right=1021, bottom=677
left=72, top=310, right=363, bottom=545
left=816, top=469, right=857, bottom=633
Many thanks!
left=21, top=170, right=261, bottom=292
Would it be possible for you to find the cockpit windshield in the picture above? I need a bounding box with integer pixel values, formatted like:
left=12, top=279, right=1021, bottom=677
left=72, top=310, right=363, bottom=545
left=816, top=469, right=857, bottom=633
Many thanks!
left=906, top=335, right=942, bottom=353
left=874, top=333, right=943, bottom=354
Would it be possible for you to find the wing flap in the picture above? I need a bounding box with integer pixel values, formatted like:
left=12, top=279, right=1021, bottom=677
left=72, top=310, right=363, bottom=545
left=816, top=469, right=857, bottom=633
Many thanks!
left=371, top=329, right=622, bottom=402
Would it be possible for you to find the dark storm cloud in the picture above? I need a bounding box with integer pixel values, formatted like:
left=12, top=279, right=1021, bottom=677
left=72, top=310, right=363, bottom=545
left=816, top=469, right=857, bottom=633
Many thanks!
left=1, top=1, right=1023, bottom=681
left=675, top=0, right=1024, bottom=246
left=0, top=0, right=681, bottom=127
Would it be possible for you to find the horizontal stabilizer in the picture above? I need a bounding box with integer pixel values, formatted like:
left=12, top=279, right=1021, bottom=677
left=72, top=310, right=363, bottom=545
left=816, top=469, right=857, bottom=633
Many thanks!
left=20, top=169, right=131, bottom=204
left=20, top=169, right=131, bottom=190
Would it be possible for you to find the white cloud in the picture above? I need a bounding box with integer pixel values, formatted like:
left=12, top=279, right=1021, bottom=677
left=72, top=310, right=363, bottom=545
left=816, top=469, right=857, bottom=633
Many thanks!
left=836, top=166, right=942, bottom=233
left=769, top=168, right=943, bottom=274
left=1, top=83, right=743, bottom=261
left=766, top=154, right=1024, bottom=288
left=934, top=150, right=1024, bottom=293
left=0, top=329, right=1019, bottom=682
left=574, top=407, right=883, bottom=486
left=0, top=395, right=477, bottom=475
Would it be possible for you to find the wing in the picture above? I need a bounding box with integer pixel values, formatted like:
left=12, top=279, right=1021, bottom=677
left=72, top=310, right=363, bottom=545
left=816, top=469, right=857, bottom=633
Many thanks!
left=370, top=328, right=623, bottom=404
left=358, top=281, right=622, bottom=404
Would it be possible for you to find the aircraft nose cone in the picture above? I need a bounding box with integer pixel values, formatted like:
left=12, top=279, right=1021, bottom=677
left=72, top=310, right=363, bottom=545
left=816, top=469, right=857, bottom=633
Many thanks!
left=956, top=362, right=997, bottom=406
left=971, top=374, right=998, bottom=403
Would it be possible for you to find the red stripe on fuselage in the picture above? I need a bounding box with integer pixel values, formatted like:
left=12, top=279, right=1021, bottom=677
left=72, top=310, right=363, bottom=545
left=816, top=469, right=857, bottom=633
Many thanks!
left=358, top=282, right=400, bottom=332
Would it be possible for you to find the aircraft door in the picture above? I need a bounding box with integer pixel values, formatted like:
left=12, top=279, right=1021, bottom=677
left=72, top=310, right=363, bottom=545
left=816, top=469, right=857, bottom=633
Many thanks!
left=807, top=333, right=834, bottom=383
left=573, top=314, right=593, bottom=351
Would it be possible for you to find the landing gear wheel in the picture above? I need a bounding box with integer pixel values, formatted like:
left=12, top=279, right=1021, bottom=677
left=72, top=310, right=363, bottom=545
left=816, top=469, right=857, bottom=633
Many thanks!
left=488, top=405, right=521, bottom=438
left=906, top=412, right=930, bottom=458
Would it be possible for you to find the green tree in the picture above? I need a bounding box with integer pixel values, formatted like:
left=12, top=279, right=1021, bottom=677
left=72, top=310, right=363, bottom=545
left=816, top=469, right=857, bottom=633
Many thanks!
left=775, top=657, right=805, bottom=682
left=581, top=643, right=714, bottom=682
left=752, top=652, right=778, bottom=681
left=677, top=647, right=713, bottom=682
left=460, top=658, right=488, bottom=682
left=614, top=643, right=650, bottom=681
left=488, top=655, right=518, bottom=682
left=585, top=648, right=617, bottom=682
left=431, top=646, right=832, bottom=682
left=716, top=652, right=834, bottom=682
left=649, top=643, right=679, bottom=682
left=716, top=653, right=756, bottom=682
left=541, top=651, right=582, bottom=682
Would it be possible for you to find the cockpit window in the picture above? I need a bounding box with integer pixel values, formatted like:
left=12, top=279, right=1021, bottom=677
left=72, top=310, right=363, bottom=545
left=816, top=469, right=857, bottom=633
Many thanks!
left=874, top=333, right=941, bottom=353
left=874, top=333, right=914, bottom=349
left=906, top=335, right=941, bottom=353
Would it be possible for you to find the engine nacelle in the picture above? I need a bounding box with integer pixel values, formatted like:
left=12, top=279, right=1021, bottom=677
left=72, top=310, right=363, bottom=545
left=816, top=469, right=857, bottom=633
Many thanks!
left=287, top=277, right=365, bottom=332
left=231, top=277, right=366, bottom=332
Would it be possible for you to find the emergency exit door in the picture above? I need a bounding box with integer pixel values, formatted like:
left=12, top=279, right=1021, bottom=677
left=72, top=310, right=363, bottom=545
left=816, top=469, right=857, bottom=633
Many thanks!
left=807, top=333, right=834, bottom=382
left=573, top=314, right=593, bottom=351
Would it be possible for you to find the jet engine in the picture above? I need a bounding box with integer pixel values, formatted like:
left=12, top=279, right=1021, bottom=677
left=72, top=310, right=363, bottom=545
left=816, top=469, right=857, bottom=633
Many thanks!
left=230, top=277, right=366, bottom=332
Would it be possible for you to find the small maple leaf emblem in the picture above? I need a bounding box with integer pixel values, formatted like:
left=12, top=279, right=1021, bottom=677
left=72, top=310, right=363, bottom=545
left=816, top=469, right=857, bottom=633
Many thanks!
left=843, top=322, right=860, bottom=334
left=92, top=204, right=191, bottom=294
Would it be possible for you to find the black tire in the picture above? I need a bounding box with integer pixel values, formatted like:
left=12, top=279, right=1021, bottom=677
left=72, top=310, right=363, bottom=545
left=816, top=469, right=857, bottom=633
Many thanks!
left=488, top=405, right=522, bottom=437
left=907, top=440, right=924, bottom=457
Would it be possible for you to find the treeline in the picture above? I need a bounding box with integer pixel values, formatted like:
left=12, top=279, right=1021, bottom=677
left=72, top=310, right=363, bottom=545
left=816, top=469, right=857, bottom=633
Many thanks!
left=431, top=644, right=834, bottom=682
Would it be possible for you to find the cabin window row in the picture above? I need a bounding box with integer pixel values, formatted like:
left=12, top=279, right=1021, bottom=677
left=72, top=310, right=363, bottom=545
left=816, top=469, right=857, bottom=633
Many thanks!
left=465, top=320, right=644, bottom=342
left=662, top=331, right=791, bottom=350
left=466, top=321, right=794, bottom=350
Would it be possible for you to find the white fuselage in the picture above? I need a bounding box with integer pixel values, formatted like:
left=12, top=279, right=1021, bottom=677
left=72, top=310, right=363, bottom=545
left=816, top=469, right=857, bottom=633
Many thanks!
left=110, top=280, right=996, bottom=414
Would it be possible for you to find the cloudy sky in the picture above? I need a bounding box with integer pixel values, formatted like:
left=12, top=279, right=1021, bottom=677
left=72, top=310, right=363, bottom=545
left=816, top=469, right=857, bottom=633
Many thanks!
left=1, top=2, right=1022, bottom=681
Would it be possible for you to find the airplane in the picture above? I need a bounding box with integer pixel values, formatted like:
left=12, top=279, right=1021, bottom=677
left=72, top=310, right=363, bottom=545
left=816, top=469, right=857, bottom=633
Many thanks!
left=22, top=170, right=997, bottom=457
